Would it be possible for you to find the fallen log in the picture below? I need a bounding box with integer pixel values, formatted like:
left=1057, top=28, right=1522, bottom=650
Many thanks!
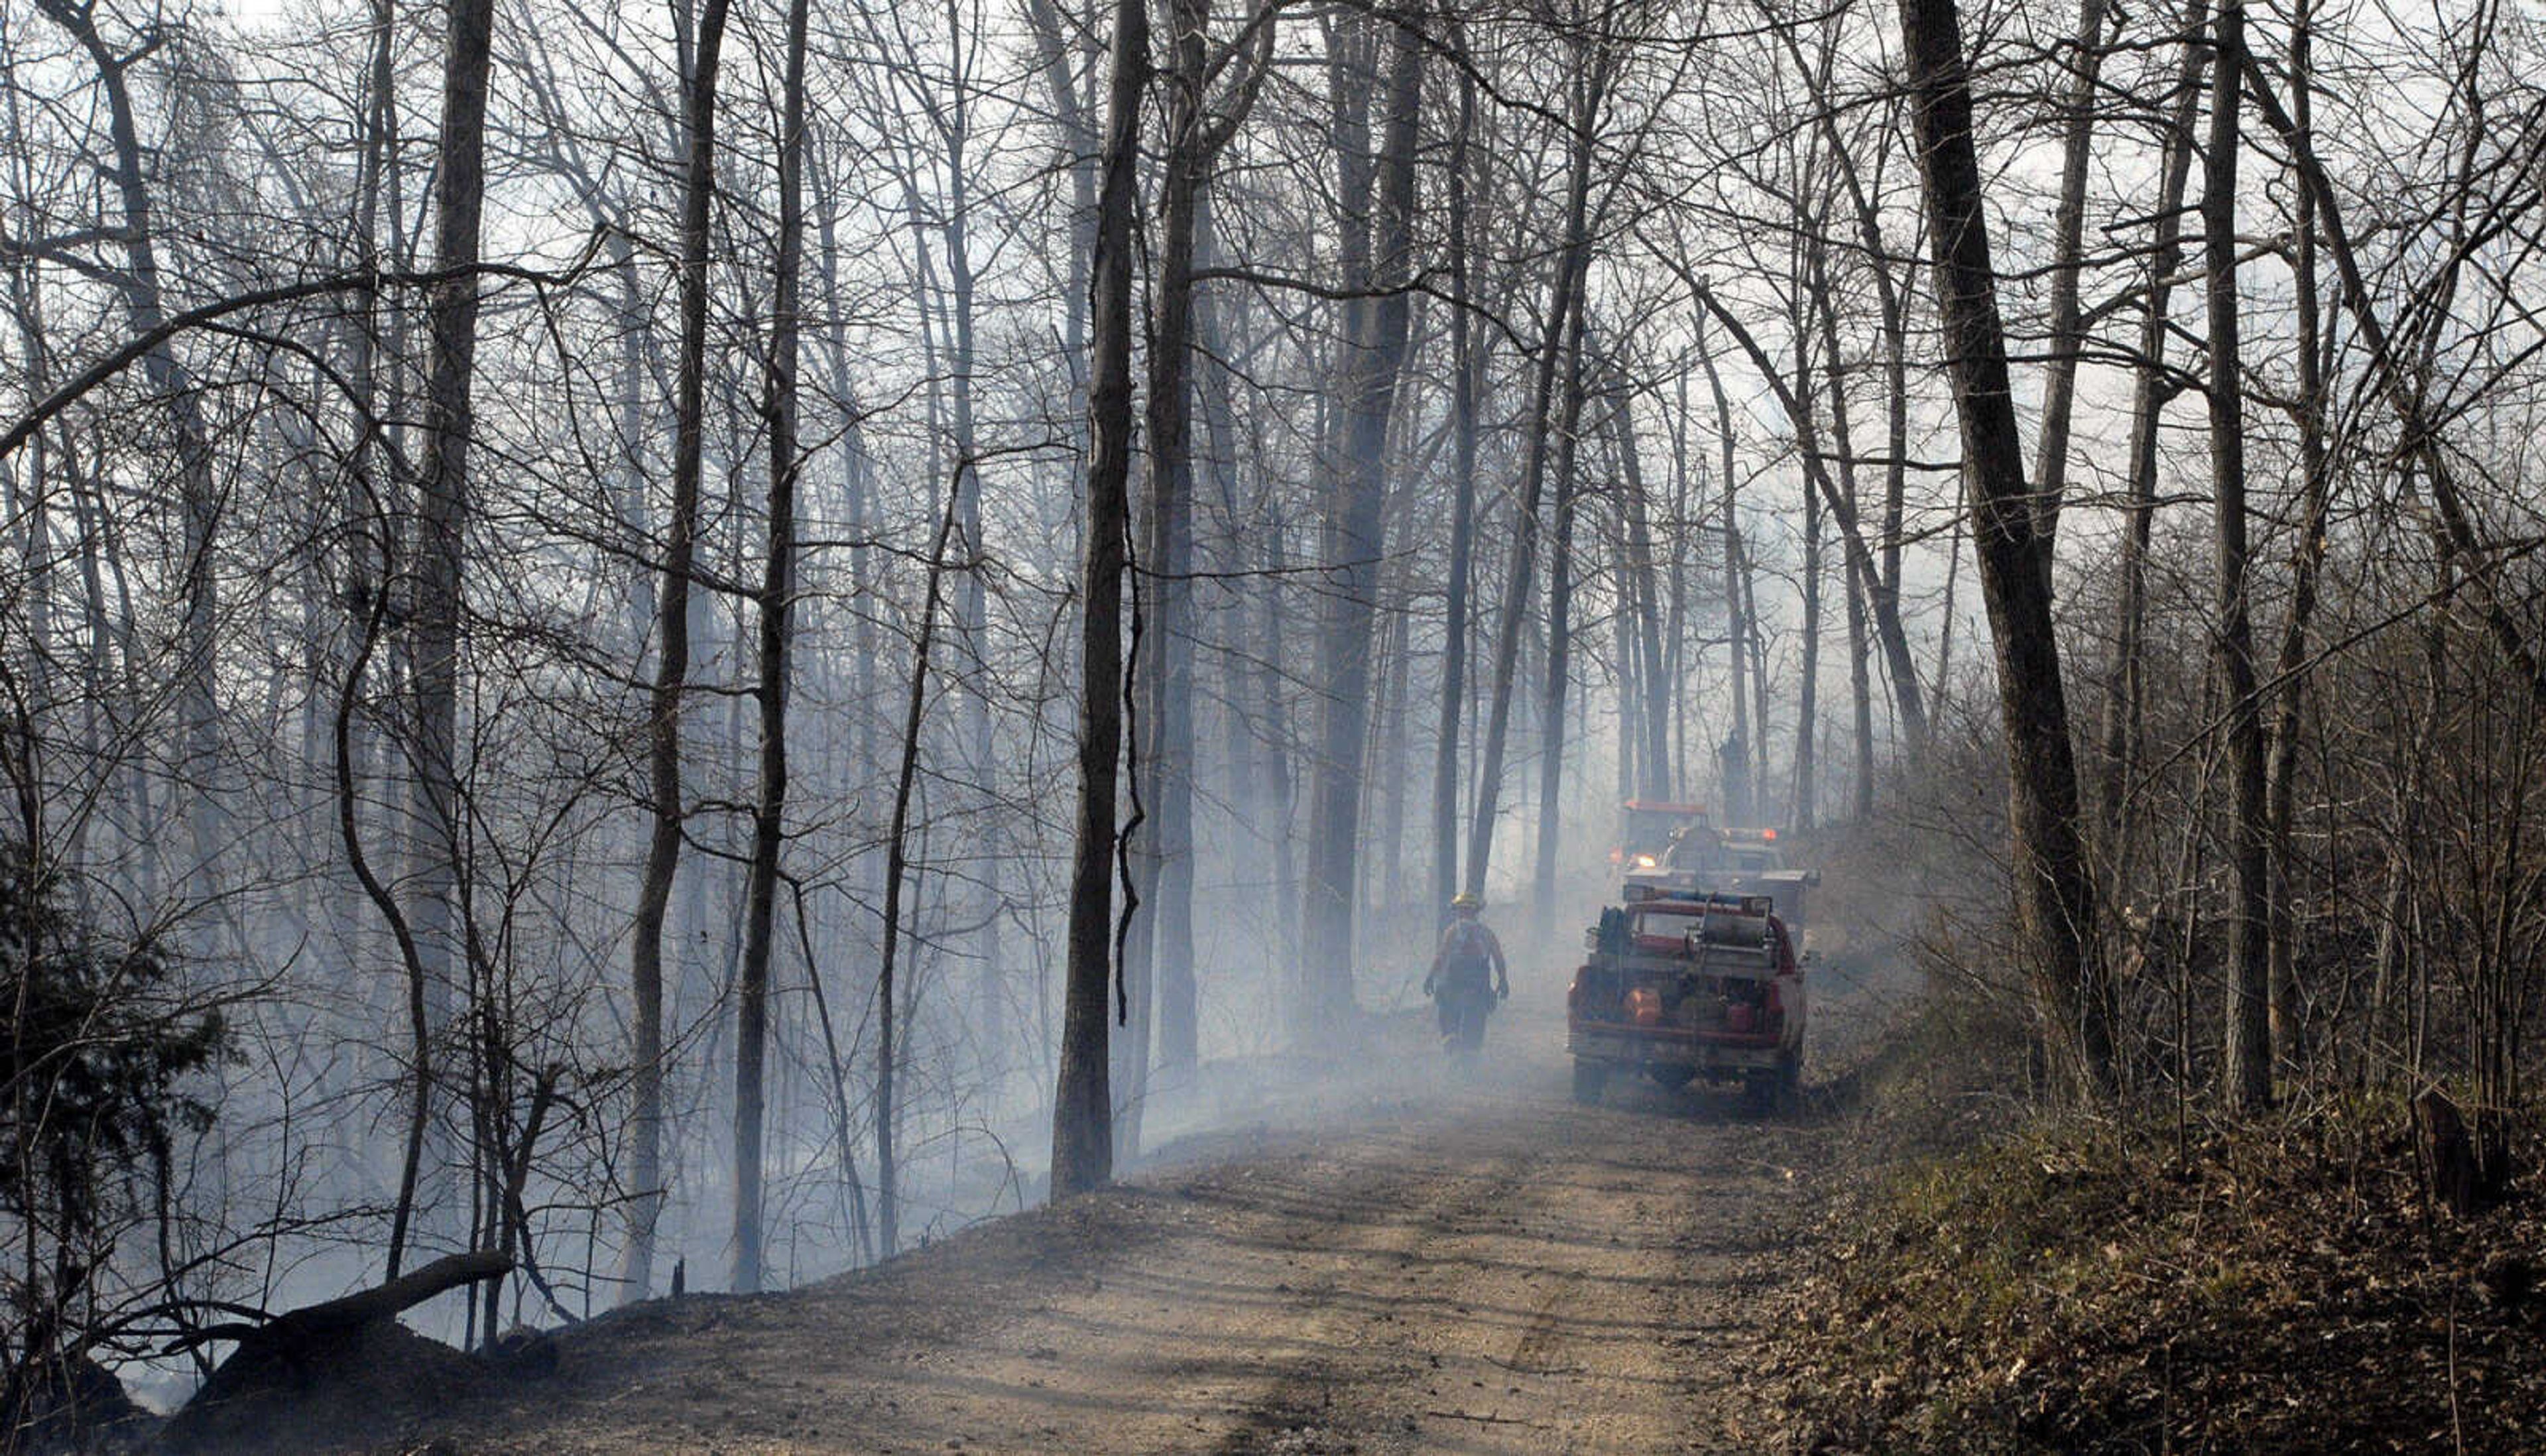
left=267, top=1250, right=511, bottom=1338
left=160, top=1251, right=513, bottom=1452
left=170, top=1250, right=513, bottom=1355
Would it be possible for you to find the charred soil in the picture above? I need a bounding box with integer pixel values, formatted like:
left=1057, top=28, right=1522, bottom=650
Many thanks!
left=173, top=1007, right=1828, bottom=1454
left=147, top=987, right=2537, bottom=1456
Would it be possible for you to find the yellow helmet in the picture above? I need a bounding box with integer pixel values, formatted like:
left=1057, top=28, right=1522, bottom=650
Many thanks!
left=1450, top=892, right=1481, bottom=910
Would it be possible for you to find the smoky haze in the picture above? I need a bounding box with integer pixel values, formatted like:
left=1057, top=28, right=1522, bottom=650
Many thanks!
left=3, top=0, right=2540, bottom=1441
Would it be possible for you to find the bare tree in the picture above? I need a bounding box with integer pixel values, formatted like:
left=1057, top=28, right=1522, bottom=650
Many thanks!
left=392, top=0, right=499, bottom=1279
left=1299, top=0, right=1422, bottom=1033
left=731, top=0, right=814, bottom=1296
left=1426, top=15, right=1486, bottom=924
left=1467, top=23, right=1606, bottom=901
left=2262, top=0, right=2335, bottom=1075
left=1134, top=0, right=1273, bottom=1083
left=2092, top=0, right=2207, bottom=871
left=1052, top=0, right=1149, bottom=1200
left=625, top=0, right=735, bottom=1300
left=2205, top=0, right=2272, bottom=1113
left=1530, top=270, right=1592, bottom=919
left=1895, top=0, right=2114, bottom=1096
left=29, top=0, right=223, bottom=896
left=2029, top=0, right=2117, bottom=556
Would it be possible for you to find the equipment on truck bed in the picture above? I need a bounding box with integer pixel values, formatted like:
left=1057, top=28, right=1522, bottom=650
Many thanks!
left=1566, top=891, right=1805, bottom=1115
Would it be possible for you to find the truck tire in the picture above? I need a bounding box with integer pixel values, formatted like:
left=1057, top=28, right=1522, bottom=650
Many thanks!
left=1571, top=1058, right=1607, bottom=1105
left=1743, top=1055, right=1802, bottom=1120
left=1740, top=1070, right=1778, bottom=1120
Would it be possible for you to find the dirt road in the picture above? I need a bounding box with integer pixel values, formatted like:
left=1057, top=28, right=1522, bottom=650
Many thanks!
left=426, top=1008, right=1817, bottom=1454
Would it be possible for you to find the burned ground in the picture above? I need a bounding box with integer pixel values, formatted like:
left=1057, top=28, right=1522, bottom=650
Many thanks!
left=164, top=1005, right=1826, bottom=1455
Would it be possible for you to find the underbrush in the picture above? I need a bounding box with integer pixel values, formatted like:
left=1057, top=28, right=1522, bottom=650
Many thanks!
left=1766, top=1059, right=2546, bottom=1454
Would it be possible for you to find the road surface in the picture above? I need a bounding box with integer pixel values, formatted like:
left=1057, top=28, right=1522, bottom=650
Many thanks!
left=404, top=1008, right=1816, bottom=1453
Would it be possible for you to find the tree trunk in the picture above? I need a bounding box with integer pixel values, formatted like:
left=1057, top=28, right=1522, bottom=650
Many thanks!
left=1300, top=3, right=1420, bottom=1034
left=181, top=1250, right=511, bottom=1383
left=1195, top=193, right=1270, bottom=951
left=32, top=0, right=225, bottom=896
left=1791, top=330, right=1821, bottom=835
left=395, top=0, right=499, bottom=1280
left=936, top=46, right=1010, bottom=1126
left=2030, top=0, right=2115, bottom=557
left=625, top=0, right=732, bottom=1298
left=1605, top=359, right=1671, bottom=800
left=1376, top=572, right=1416, bottom=907
left=1429, top=24, right=1482, bottom=922
left=1024, top=0, right=1100, bottom=447
left=1843, top=546, right=1874, bottom=821
left=1695, top=314, right=1753, bottom=825
left=2205, top=0, right=2272, bottom=1114
left=1258, top=503, right=1301, bottom=969
left=876, top=466, right=969, bottom=1257
left=1530, top=296, right=1592, bottom=924
left=1811, top=247, right=1876, bottom=821
left=1051, top=0, right=1148, bottom=1201
left=1468, top=37, right=1606, bottom=898
left=2265, top=1, right=2333, bottom=1077
left=1138, top=0, right=1225, bottom=1082
left=1666, top=373, right=1693, bottom=795
left=1896, top=0, right=2114, bottom=1097
left=2092, top=0, right=2207, bottom=867
left=731, top=0, right=811, bottom=1296
left=807, top=143, right=881, bottom=785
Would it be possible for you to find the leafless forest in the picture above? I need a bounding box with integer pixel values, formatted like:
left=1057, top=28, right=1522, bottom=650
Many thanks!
left=1, top=0, right=2541, bottom=1429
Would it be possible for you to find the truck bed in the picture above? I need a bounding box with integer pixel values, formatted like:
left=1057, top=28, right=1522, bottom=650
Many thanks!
left=1565, top=894, right=1804, bottom=1108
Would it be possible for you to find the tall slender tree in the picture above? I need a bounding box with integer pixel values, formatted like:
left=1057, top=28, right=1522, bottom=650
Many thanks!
left=2206, top=0, right=2272, bottom=1113
left=396, top=0, right=497, bottom=1280
left=1469, top=26, right=1606, bottom=899
left=30, top=0, right=224, bottom=896
left=2093, top=0, right=2207, bottom=867
left=731, top=0, right=814, bottom=1296
left=1300, top=1, right=1421, bottom=1033
left=1531, top=290, right=1592, bottom=922
left=1896, top=0, right=2114, bottom=1095
left=625, top=0, right=733, bottom=1300
left=1428, top=15, right=1483, bottom=924
left=2030, top=0, right=2116, bottom=558
left=2264, top=0, right=2335, bottom=1074
left=1136, top=0, right=1273, bottom=1081
left=1052, top=0, right=1149, bottom=1199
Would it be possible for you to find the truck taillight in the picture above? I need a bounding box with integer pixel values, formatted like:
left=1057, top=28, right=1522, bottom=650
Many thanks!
left=1624, top=987, right=1664, bottom=1026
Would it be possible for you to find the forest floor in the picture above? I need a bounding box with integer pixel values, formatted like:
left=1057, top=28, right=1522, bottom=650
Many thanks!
left=168, top=1002, right=1835, bottom=1455
left=1758, top=1066, right=2546, bottom=1455
left=145, top=951, right=2545, bottom=1454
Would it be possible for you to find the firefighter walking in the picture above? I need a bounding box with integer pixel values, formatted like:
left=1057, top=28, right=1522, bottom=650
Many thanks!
left=1424, top=892, right=1510, bottom=1050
